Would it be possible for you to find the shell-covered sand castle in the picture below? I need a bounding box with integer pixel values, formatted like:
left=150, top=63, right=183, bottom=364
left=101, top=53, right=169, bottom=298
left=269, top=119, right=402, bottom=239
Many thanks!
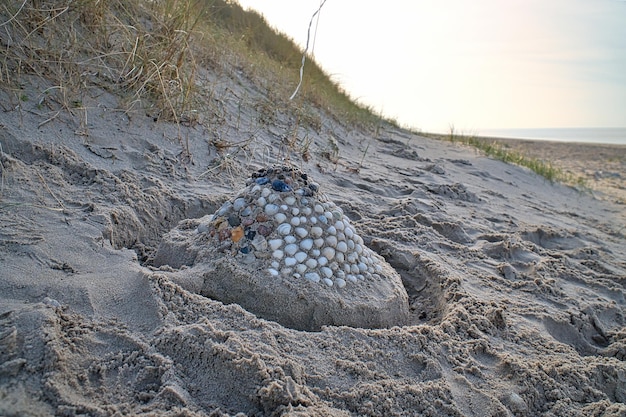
left=154, top=166, right=409, bottom=331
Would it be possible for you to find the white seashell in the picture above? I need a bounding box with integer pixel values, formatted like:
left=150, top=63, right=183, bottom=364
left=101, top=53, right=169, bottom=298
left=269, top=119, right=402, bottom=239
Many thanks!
left=320, top=266, right=333, bottom=278
left=257, top=197, right=267, bottom=207
left=269, top=239, right=283, bottom=250
left=217, top=202, right=232, bottom=216
left=305, top=258, right=318, bottom=269
left=336, top=241, right=348, bottom=253
left=375, top=264, right=383, bottom=272
left=305, top=272, right=321, bottom=283
left=310, top=217, right=317, bottom=225
left=262, top=188, right=271, bottom=198
left=277, top=223, right=292, bottom=236
left=358, top=262, right=368, bottom=272
left=329, top=261, right=339, bottom=271
left=252, top=235, right=268, bottom=251
left=295, top=227, right=308, bottom=238
left=284, top=257, right=297, bottom=267
left=273, top=250, right=284, bottom=259
left=336, top=232, right=346, bottom=241
left=293, top=273, right=301, bottom=279
left=310, top=227, right=323, bottom=237
left=336, top=270, right=346, bottom=279
left=268, top=193, right=278, bottom=203
left=343, top=264, right=352, bottom=273
left=252, top=185, right=261, bottom=193
left=233, top=197, right=246, bottom=211
left=299, top=216, right=307, bottom=224
left=322, top=278, right=333, bottom=286
left=292, top=207, right=300, bottom=216
left=314, top=204, right=324, bottom=214
left=347, top=274, right=358, bottom=283
left=314, top=238, right=325, bottom=248
left=296, top=263, right=307, bottom=274
left=336, top=278, right=346, bottom=288
left=242, top=254, right=256, bottom=264
left=274, top=213, right=287, bottom=223
left=271, top=261, right=280, bottom=269
left=347, top=252, right=358, bottom=263
left=335, top=252, right=345, bottom=263
left=355, top=235, right=364, bottom=245
left=311, top=249, right=321, bottom=257
left=334, top=220, right=345, bottom=231
left=324, top=211, right=333, bottom=220
left=284, top=235, right=297, bottom=244
left=322, top=247, right=336, bottom=261
left=300, top=239, right=313, bottom=251
left=347, top=239, right=355, bottom=249
left=265, top=203, right=279, bottom=215
left=280, top=204, right=288, bottom=211
left=318, top=256, right=328, bottom=266
left=327, top=225, right=337, bottom=235
left=290, top=217, right=301, bottom=226
left=302, top=207, right=312, bottom=216
left=351, top=264, right=360, bottom=274
left=357, top=274, right=365, bottom=280
left=284, top=196, right=296, bottom=205
left=325, top=235, right=338, bottom=247
left=355, top=243, right=363, bottom=254
left=295, top=251, right=308, bottom=263
left=345, top=226, right=354, bottom=238
left=284, top=243, right=298, bottom=255
left=318, top=215, right=328, bottom=224
left=268, top=268, right=280, bottom=276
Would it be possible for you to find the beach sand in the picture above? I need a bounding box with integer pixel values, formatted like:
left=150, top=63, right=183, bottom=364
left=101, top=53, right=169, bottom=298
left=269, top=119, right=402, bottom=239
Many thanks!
left=1, top=77, right=625, bottom=416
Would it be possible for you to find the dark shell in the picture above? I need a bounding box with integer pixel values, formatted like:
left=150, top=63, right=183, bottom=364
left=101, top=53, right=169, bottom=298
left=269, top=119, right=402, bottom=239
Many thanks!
left=272, top=179, right=292, bottom=192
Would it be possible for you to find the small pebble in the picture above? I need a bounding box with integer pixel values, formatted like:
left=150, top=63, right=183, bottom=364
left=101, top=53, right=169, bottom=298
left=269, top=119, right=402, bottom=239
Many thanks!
left=305, top=258, right=318, bottom=269
left=284, top=235, right=297, bottom=244
left=268, top=268, right=279, bottom=276
left=273, top=250, right=284, bottom=259
left=285, top=257, right=297, bottom=267
left=336, top=278, right=346, bottom=288
left=336, top=241, right=348, bottom=253
left=322, top=278, right=333, bottom=286
left=295, top=252, right=308, bottom=263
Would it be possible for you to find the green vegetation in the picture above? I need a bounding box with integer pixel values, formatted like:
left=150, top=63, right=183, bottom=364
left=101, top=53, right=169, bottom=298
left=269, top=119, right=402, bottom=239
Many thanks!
left=0, top=0, right=384, bottom=130
left=425, top=126, right=587, bottom=186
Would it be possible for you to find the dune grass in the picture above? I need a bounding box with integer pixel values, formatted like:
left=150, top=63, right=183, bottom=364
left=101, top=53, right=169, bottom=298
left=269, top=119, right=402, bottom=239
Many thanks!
left=426, top=127, right=587, bottom=186
left=0, top=0, right=384, bottom=132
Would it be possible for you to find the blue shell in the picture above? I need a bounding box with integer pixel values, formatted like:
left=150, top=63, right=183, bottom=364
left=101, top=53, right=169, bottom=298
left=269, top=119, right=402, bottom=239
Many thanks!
left=271, top=179, right=292, bottom=192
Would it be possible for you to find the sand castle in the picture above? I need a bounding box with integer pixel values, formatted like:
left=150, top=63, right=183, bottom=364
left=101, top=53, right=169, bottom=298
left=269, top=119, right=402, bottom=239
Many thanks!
left=153, top=166, right=410, bottom=331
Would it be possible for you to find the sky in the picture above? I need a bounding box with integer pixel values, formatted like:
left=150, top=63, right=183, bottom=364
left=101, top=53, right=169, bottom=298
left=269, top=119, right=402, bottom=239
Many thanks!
left=236, top=0, right=626, bottom=135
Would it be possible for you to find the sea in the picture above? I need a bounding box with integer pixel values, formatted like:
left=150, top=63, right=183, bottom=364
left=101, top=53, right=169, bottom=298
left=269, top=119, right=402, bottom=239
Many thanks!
left=476, top=127, right=626, bottom=145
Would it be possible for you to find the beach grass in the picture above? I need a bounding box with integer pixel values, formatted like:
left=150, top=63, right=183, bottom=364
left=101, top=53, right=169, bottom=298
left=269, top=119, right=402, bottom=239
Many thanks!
left=0, top=0, right=385, bottom=133
left=424, top=127, right=588, bottom=187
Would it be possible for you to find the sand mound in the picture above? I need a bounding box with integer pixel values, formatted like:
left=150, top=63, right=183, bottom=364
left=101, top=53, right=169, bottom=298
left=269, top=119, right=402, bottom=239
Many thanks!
left=153, top=166, right=410, bottom=331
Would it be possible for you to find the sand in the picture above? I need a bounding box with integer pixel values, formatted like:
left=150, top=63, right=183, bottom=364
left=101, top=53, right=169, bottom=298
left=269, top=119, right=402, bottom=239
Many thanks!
left=1, top=75, right=625, bottom=416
